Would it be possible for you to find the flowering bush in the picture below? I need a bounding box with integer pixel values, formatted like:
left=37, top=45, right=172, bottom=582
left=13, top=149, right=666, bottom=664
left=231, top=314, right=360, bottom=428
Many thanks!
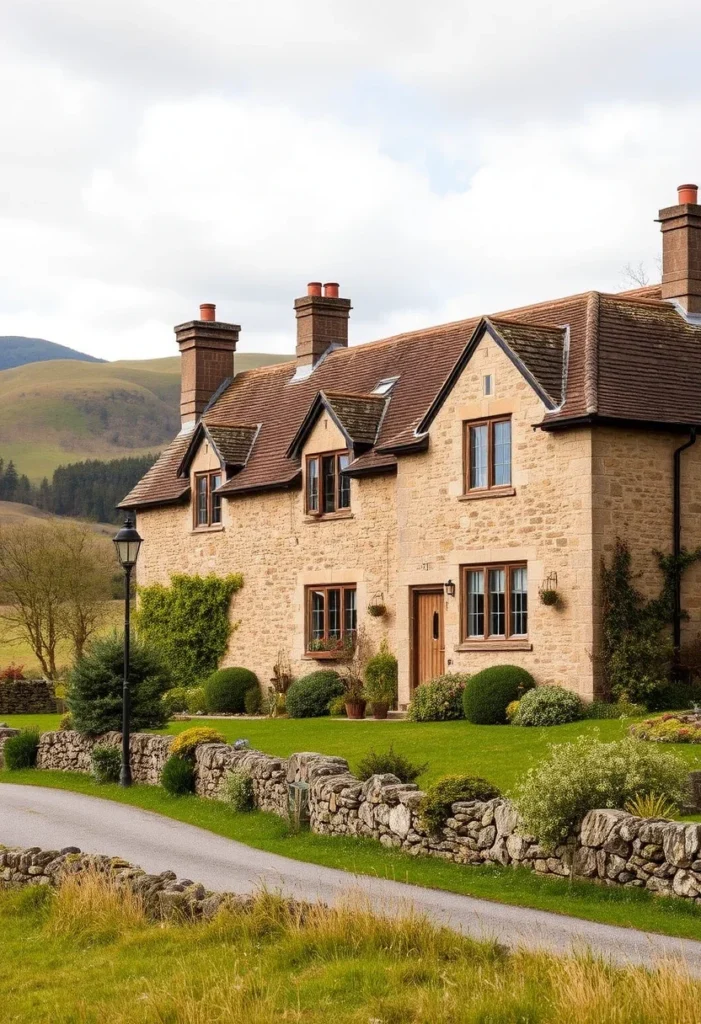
left=0, top=663, right=25, bottom=681
left=515, top=735, right=689, bottom=848
left=630, top=712, right=701, bottom=743
left=406, top=674, right=468, bottom=721
left=170, top=727, right=226, bottom=760
left=505, top=700, right=520, bottom=723
left=513, top=685, right=583, bottom=727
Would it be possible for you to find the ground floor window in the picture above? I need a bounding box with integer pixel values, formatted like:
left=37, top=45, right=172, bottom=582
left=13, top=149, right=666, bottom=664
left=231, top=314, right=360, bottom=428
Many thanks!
left=306, top=584, right=357, bottom=653
left=461, top=563, right=527, bottom=640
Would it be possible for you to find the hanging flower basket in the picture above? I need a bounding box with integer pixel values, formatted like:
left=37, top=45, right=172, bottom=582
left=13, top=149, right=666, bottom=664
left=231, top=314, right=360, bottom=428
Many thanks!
left=367, top=591, right=387, bottom=617
left=539, top=588, right=559, bottom=607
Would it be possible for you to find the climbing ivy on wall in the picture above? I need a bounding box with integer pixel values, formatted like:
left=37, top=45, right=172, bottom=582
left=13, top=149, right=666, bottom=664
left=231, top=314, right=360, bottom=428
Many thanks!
left=136, top=573, right=243, bottom=686
left=600, top=539, right=701, bottom=703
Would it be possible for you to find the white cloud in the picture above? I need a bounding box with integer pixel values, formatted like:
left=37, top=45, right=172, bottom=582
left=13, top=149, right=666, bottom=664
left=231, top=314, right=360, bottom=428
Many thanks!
left=2, top=2, right=701, bottom=359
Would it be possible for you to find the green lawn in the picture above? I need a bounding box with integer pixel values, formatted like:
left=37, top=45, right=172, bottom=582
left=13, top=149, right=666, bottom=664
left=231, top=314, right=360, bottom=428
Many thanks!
left=6, top=767, right=701, bottom=945
left=2, top=880, right=696, bottom=1024
left=7, top=713, right=701, bottom=791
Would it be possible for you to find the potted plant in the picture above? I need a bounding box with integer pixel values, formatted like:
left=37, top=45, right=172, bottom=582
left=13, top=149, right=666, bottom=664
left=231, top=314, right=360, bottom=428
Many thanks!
left=363, top=641, right=398, bottom=720
left=344, top=677, right=367, bottom=719
left=337, top=628, right=372, bottom=719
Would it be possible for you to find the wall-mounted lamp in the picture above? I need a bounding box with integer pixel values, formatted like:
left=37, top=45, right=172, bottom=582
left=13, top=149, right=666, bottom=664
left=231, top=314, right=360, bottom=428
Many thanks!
left=444, top=579, right=456, bottom=598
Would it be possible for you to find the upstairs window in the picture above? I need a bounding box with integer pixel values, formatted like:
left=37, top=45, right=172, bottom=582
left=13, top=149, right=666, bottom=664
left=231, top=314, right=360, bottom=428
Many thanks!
left=194, top=471, right=222, bottom=527
left=462, top=563, right=527, bottom=640
left=306, top=584, right=357, bottom=654
left=306, top=451, right=351, bottom=515
left=465, top=416, right=512, bottom=492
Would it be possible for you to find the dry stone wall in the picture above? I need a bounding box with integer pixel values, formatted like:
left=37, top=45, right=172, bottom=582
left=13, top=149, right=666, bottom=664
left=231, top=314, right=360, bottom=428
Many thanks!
left=0, top=680, right=57, bottom=715
left=13, top=730, right=701, bottom=904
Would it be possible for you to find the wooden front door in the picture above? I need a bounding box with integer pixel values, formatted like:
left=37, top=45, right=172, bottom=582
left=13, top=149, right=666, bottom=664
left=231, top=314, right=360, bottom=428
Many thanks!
left=412, top=588, right=445, bottom=688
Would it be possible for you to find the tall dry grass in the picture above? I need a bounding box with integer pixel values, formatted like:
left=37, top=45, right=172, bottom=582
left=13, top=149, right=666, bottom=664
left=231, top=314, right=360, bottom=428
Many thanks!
left=45, top=866, right=146, bottom=941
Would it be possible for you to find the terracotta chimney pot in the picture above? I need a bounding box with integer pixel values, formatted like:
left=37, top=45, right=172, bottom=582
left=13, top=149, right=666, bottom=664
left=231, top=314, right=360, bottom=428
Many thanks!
left=199, top=303, right=216, bottom=322
left=323, top=282, right=340, bottom=298
left=678, top=184, right=698, bottom=205
left=307, top=282, right=322, bottom=297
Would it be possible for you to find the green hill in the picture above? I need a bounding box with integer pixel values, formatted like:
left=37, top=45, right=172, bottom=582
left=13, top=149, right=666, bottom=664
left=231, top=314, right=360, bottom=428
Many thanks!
left=0, top=352, right=290, bottom=482
left=0, top=336, right=104, bottom=369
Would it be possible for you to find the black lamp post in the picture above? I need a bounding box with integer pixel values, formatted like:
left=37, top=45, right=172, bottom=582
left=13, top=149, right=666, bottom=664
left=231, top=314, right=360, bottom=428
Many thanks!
left=113, top=516, right=143, bottom=787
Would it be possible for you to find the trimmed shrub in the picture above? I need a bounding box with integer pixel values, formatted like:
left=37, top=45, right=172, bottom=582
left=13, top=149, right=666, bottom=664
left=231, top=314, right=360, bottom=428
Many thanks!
left=407, top=674, right=468, bottom=722
left=515, top=735, right=690, bottom=848
left=419, top=775, right=501, bottom=834
left=356, top=744, right=427, bottom=784
left=161, top=754, right=195, bottom=795
left=186, top=686, right=207, bottom=715
left=67, top=632, right=172, bottom=736
left=363, top=642, right=398, bottom=706
left=223, top=769, right=254, bottom=811
left=204, top=667, right=259, bottom=714
left=286, top=670, right=343, bottom=719
left=171, top=727, right=226, bottom=760
left=583, top=700, right=647, bottom=720
left=161, top=687, right=191, bottom=718
left=462, top=665, right=535, bottom=725
left=3, top=730, right=39, bottom=770
left=91, top=744, right=121, bottom=784
left=514, top=686, right=583, bottom=727
left=244, top=686, right=262, bottom=716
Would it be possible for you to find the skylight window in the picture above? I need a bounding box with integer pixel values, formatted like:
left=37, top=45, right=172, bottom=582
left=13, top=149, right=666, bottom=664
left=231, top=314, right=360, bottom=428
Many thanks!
left=372, top=377, right=398, bottom=396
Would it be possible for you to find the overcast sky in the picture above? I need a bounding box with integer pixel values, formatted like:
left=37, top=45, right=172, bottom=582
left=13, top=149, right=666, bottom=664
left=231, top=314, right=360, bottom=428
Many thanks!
left=2, top=0, right=701, bottom=361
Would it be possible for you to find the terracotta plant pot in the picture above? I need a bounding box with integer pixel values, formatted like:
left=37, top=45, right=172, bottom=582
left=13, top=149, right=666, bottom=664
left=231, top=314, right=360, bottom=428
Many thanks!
left=372, top=702, right=390, bottom=720
left=345, top=700, right=366, bottom=720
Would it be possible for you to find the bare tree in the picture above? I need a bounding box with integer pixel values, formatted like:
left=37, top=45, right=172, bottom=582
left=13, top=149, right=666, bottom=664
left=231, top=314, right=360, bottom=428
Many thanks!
left=0, top=521, right=114, bottom=677
left=621, top=262, right=650, bottom=288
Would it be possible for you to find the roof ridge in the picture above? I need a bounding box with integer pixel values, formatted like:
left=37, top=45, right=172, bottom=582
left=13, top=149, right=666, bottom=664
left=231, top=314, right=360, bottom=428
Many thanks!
left=598, top=291, right=675, bottom=310
left=584, top=291, right=600, bottom=415
left=486, top=315, right=567, bottom=332
left=323, top=389, right=386, bottom=400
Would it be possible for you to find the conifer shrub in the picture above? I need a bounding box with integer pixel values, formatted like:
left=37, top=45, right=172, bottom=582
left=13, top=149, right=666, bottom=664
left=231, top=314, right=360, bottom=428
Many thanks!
left=285, top=670, right=343, bottom=718
left=204, top=667, right=259, bottom=714
left=419, top=775, right=501, bottom=834
left=3, top=730, right=40, bottom=770
left=161, top=755, right=195, bottom=795
left=67, top=632, right=171, bottom=736
left=462, top=665, right=535, bottom=724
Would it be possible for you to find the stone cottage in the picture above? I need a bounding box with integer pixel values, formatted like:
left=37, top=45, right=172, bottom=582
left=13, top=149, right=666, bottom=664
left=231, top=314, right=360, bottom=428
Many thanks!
left=120, top=184, right=701, bottom=707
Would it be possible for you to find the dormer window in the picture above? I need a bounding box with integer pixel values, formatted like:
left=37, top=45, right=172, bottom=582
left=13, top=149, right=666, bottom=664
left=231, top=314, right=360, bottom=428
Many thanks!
left=194, top=471, right=223, bottom=527
left=306, top=451, right=351, bottom=515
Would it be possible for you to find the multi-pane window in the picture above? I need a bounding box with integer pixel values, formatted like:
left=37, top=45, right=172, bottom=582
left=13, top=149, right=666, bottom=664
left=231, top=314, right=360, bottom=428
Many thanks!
left=465, top=417, right=512, bottom=492
left=462, top=564, right=528, bottom=640
left=306, top=451, right=352, bottom=514
left=307, top=584, right=357, bottom=652
left=194, top=471, right=222, bottom=527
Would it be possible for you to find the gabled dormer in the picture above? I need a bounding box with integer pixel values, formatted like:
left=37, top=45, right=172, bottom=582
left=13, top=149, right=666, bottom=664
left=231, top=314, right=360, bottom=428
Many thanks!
left=177, top=420, right=259, bottom=529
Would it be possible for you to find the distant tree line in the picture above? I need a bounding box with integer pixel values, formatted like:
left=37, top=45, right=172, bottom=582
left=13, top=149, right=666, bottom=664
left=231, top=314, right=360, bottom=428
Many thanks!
left=0, top=454, right=157, bottom=524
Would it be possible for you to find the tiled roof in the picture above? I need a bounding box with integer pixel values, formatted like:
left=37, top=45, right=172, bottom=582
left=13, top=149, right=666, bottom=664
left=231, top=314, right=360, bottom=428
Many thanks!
left=287, top=390, right=388, bottom=459
left=120, top=429, right=194, bottom=509
left=121, top=281, right=701, bottom=509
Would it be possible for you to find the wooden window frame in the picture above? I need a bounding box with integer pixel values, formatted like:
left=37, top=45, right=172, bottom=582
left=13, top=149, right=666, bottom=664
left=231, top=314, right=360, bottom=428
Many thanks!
left=460, top=562, right=528, bottom=642
left=193, top=470, right=223, bottom=528
left=463, top=416, right=512, bottom=494
left=305, top=583, right=357, bottom=657
left=305, top=450, right=352, bottom=516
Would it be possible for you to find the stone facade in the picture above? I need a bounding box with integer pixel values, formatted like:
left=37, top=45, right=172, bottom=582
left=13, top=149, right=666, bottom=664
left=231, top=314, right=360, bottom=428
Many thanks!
left=135, top=332, right=610, bottom=703
left=0, top=679, right=57, bottom=715
left=21, top=730, right=701, bottom=904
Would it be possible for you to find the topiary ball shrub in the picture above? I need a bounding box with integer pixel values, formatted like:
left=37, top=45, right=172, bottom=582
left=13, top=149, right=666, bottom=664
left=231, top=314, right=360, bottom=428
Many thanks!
left=286, top=670, right=343, bottom=718
left=204, top=667, right=259, bottom=714
left=514, top=685, right=584, bottom=727
left=356, top=744, right=427, bottom=784
left=462, top=665, right=535, bottom=724
left=407, top=674, right=469, bottom=721
left=419, top=775, right=501, bottom=834
left=161, top=754, right=195, bottom=795
left=3, top=730, right=40, bottom=770
left=67, top=631, right=172, bottom=736
left=244, top=686, right=262, bottom=716
left=170, top=726, right=226, bottom=760
left=91, top=744, right=121, bottom=784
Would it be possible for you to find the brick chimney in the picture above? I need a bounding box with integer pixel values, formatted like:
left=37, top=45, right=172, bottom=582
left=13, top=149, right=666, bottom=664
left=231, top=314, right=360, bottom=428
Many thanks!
left=175, top=303, right=240, bottom=426
left=294, top=282, right=351, bottom=367
left=658, top=184, right=701, bottom=313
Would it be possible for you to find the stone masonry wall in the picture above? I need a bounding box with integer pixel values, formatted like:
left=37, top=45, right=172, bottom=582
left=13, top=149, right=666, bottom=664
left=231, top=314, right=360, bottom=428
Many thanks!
left=19, top=730, right=701, bottom=904
left=0, top=679, right=57, bottom=715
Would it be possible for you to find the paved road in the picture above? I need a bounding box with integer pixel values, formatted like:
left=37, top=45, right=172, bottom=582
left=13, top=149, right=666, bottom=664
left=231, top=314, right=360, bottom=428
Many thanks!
left=3, top=783, right=701, bottom=973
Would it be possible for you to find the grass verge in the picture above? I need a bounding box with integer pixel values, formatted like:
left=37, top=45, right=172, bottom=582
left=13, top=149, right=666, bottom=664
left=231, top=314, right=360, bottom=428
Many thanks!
left=4, top=767, right=701, bottom=943
left=2, top=869, right=701, bottom=1023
